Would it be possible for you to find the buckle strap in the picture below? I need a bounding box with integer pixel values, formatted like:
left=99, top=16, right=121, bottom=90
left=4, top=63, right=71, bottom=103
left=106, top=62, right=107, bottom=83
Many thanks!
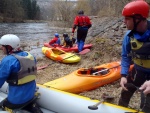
left=128, top=52, right=150, bottom=60
left=135, top=54, right=150, bottom=59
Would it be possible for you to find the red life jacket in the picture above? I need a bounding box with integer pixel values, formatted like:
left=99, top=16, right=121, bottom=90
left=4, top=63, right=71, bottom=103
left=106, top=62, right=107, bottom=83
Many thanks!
left=74, top=15, right=91, bottom=27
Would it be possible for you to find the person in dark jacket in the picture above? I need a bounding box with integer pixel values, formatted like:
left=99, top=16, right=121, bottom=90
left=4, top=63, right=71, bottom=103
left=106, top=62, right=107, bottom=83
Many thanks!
left=72, top=10, right=92, bottom=52
left=0, top=34, right=43, bottom=113
left=118, top=1, right=150, bottom=113
left=63, top=33, right=76, bottom=48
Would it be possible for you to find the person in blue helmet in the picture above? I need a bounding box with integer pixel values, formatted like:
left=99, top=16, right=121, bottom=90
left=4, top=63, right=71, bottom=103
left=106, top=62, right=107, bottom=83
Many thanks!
left=0, top=34, right=43, bottom=113
left=49, top=33, right=61, bottom=46
left=118, top=1, right=150, bottom=113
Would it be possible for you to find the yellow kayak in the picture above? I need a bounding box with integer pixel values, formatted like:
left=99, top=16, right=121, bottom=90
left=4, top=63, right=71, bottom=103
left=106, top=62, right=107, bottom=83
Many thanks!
left=42, top=47, right=81, bottom=63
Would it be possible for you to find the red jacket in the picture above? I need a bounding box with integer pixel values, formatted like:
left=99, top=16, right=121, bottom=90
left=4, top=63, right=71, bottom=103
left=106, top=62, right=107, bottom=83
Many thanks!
left=49, top=37, right=60, bottom=45
left=72, top=15, right=92, bottom=33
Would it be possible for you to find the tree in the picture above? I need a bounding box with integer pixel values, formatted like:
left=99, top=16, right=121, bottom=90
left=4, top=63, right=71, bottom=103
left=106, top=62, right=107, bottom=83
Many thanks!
left=51, top=0, right=75, bottom=27
left=2, top=0, right=24, bottom=19
left=22, top=0, right=40, bottom=19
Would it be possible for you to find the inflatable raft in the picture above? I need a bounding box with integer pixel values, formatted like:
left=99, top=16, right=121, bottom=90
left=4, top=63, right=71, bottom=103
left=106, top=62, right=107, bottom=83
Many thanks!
left=43, top=61, right=134, bottom=94
left=42, top=47, right=80, bottom=63
left=0, top=83, right=142, bottom=113
left=44, top=43, right=93, bottom=52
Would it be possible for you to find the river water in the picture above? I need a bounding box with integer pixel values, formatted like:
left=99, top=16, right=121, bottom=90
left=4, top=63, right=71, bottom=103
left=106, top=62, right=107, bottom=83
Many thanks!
left=0, top=22, right=68, bottom=58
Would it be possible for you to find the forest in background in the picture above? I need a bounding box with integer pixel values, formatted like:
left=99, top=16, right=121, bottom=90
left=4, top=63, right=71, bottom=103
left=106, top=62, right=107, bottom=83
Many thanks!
left=0, top=0, right=40, bottom=20
left=0, top=0, right=150, bottom=26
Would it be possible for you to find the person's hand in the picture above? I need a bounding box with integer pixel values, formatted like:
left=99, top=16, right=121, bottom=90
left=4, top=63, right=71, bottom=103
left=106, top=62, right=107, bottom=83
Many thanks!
left=139, top=80, right=150, bottom=95
left=120, top=77, right=128, bottom=91
left=72, top=33, right=74, bottom=37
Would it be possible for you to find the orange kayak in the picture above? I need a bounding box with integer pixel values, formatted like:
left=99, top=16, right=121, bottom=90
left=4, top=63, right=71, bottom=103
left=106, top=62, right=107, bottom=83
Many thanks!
left=42, top=47, right=81, bottom=63
left=43, top=61, right=134, bottom=94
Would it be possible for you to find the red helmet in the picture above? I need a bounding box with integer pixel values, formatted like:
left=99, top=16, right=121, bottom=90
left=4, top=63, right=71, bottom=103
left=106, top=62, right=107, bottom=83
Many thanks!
left=122, top=0, right=149, bottom=18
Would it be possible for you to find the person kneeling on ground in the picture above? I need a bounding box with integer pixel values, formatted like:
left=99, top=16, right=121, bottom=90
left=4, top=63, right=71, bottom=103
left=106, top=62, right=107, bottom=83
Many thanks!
left=0, top=34, right=43, bottom=113
left=49, top=33, right=61, bottom=46
left=63, top=33, right=76, bottom=48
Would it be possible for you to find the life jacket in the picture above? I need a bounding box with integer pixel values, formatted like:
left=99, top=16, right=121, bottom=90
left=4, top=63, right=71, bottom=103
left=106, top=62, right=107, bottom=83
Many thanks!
left=75, top=15, right=90, bottom=27
left=63, top=37, right=73, bottom=47
left=129, top=21, right=150, bottom=68
left=7, top=52, right=37, bottom=85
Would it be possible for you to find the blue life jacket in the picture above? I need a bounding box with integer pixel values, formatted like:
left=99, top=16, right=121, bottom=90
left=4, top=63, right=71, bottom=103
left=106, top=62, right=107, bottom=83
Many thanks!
left=56, top=38, right=61, bottom=45
left=0, top=51, right=36, bottom=104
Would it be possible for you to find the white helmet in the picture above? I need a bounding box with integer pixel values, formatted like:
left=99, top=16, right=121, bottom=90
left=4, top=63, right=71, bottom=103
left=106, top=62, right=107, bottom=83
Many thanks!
left=0, top=34, right=20, bottom=49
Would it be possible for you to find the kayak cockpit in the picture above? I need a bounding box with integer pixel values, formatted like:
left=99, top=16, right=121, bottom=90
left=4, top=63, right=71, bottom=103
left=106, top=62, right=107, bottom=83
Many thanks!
left=77, top=68, right=110, bottom=76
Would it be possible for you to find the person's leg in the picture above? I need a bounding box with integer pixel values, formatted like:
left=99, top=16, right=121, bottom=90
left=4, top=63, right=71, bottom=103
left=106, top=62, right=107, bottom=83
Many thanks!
left=23, top=101, right=43, bottom=113
left=142, top=94, right=150, bottom=113
left=78, top=40, right=84, bottom=52
left=118, top=68, right=147, bottom=107
left=78, top=28, right=88, bottom=52
left=141, top=74, right=150, bottom=113
left=66, top=40, right=70, bottom=47
left=69, top=40, right=73, bottom=47
left=2, top=93, right=43, bottom=113
left=1, top=98, right=26, bottom=112
left=118, top=90, right=134, bottom=107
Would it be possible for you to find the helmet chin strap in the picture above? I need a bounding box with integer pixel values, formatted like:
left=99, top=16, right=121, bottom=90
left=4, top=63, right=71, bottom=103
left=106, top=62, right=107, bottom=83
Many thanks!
left=3, top=45, right=13, bottom=55
left=132, top=17, right=142, bottom=32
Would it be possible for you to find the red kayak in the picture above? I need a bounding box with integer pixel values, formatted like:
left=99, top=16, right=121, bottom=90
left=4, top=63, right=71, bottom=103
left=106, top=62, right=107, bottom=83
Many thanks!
left=44, top=43, right=92, bottom=52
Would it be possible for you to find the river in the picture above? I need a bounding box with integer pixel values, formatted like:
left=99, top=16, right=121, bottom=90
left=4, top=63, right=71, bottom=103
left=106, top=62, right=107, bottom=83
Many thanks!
left=0, top=22, right=69, bottom=58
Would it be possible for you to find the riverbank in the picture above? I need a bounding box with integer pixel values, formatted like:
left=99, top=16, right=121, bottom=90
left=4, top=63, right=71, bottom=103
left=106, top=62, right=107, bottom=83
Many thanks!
left=36, top=16, right=141, bottom=110
left=36, top=37, right=140, bottom=111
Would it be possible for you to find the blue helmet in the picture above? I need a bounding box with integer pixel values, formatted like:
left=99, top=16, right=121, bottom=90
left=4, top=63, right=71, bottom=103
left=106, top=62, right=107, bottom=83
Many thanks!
left=55, top=33, right=59, bottom=37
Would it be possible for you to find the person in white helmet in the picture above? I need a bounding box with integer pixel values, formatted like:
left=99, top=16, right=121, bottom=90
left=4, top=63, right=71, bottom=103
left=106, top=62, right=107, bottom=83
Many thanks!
left=0, top=34, right=43, bottom=113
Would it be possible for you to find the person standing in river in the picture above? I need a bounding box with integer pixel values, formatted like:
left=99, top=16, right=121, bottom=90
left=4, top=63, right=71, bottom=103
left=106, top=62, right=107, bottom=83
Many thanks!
left=72, top=10, right=92, bottom=52
left=118, top=1, right=150, bottom=113
left=0, top=34, right=43, bottom=113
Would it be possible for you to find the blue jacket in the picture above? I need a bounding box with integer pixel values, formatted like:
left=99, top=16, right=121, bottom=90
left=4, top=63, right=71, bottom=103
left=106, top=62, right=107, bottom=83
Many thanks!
left=121, top=29, right=150, bottom=76
left=0, top=51, right=36, bottom=104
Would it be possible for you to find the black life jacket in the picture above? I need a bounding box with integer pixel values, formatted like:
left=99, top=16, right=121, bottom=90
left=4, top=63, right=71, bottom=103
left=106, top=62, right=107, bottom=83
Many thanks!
left=129, top=21, right=150, bottom=68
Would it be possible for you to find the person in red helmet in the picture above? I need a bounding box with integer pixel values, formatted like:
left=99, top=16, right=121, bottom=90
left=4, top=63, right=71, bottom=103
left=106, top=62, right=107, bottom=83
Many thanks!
left=72, top=10, right=92, bottom=52
left=118, top=1, right=150, bottom=112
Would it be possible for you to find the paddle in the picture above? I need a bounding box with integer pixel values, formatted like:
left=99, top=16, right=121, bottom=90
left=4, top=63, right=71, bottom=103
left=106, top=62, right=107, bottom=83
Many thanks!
left=88, top=93, right=114, bottom=110
left=92, top=65, right=121, bottom=75
left=37, top=54, right=77, bottom=70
